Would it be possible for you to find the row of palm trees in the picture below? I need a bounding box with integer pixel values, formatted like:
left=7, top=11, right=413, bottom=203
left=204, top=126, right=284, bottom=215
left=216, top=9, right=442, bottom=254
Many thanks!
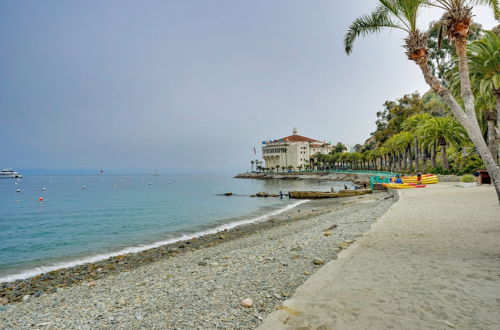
left=250, top=159, right=311, bottom=173
left=311, top=115, right=469, bottom=173
left=377, top=115, right=469, bottom=172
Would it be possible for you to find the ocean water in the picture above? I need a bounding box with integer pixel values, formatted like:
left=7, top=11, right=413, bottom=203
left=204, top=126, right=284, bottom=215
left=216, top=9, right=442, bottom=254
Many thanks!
left=0, top=174, right=354, bottom=282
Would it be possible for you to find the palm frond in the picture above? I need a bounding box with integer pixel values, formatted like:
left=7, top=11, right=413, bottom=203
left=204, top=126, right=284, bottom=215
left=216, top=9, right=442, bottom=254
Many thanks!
left=344, top=6, right=407, bottom=54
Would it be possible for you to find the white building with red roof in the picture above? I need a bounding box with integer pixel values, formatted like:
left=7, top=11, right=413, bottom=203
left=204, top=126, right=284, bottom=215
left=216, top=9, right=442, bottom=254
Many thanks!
left=261, top=128, right=333, bottom=170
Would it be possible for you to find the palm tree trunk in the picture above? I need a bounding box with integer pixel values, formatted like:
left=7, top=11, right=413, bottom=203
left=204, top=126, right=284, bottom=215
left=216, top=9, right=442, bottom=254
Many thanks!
left=403, top=150, right=408, bottom=172
left=486, top=118, right=497, bottom=163
left=454, top=40, right=480, bottom=126
left=431, top=143, right=436, bottom=169
left=496, top=91, right=500, bottom=164
left=441, top=145, right=449, bottom=170
left=414, top=135, right=419, bottom=172
left=422, top=151, right=427, bottom=173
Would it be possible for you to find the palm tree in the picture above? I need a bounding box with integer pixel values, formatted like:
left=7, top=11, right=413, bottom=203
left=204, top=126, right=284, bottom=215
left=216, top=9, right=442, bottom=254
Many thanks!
left=402, top=113, right=433, bottom=171
left=345, top=0, right=500, bottom=202
left=250, top=160, right=255, bottom=172
left=397, top=131, right=415, bottom=171
left=447, top=30, right=500, bottom=162
left=420, top=117, right=469, bottom=170
left=383, top=135, right=402, bottom=172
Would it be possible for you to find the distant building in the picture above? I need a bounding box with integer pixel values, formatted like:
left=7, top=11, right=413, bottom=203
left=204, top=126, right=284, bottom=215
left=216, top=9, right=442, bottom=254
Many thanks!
left=261, top=128, right=333, bottom=170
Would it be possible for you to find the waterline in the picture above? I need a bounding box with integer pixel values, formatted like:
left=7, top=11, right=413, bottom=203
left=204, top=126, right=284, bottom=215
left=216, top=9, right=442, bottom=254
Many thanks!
left=0, top=200, right=308, bottom=283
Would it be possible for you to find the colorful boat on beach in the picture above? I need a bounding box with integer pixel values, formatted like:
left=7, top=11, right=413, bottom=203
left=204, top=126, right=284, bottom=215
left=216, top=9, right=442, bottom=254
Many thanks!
left=401, top=174, right=438, bottom=184
left=382, top=183, right=426, bottom=189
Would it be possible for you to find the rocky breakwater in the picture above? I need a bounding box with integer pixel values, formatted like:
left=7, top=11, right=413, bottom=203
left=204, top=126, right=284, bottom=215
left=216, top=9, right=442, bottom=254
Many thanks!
left=235, top=172, right=372, bottom=185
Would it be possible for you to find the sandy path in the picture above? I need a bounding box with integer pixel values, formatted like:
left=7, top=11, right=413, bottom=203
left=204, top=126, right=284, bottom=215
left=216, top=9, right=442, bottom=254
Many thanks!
left=259, top=184, right=500, bottom=330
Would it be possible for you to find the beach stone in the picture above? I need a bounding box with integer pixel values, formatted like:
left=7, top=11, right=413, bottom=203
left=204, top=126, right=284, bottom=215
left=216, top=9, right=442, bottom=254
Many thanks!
left=339, top=241, right=354, bottom=249
left=241, top=298, right=253, bottom=308
left=224, top=192, right=233, bottom=196
left=22, top=295, right=30, bottom=301
left=198, top=261, right=208, bottom=266
left=323, top=232, right=333, bottom=237
left=88, top=281, right=97, bottom=287
left=135, top=313, right=143, bottom=321
left=313, top=258, right=324, bottom=265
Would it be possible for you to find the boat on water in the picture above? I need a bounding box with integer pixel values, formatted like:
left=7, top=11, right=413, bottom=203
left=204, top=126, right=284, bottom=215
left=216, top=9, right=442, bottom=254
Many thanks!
left=0, top=169, right=23, bottom=179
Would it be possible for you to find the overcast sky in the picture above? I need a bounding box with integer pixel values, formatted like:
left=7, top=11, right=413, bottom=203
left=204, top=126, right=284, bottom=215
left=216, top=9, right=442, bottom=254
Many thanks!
left=1, top=1, right=497, bottom=173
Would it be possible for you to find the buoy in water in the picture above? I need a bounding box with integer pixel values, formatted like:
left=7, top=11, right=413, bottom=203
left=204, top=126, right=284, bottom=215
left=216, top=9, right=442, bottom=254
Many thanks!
left=16, top=189, right=21, bottom=192
left=42, top=187, right=47, bottom=191
left=148, top=182, right=152, bottom=185
left=82, top=186, right=86, bottom=189
left=38, top=197, right=44, bottom=201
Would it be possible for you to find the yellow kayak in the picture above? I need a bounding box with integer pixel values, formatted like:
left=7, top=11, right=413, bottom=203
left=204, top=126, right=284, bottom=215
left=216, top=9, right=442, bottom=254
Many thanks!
left=400, top=174, right=438, bottom=184
left=382, top=183, right=427, bottom=189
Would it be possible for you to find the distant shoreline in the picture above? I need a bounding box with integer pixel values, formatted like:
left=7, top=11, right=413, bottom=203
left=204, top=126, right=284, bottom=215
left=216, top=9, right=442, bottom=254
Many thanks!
left=235, top=171, right=373, bottom=184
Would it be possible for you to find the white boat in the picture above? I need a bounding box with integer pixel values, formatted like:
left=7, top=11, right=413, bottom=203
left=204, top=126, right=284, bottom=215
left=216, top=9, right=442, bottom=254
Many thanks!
left=0, top=169, right=23, bottom=179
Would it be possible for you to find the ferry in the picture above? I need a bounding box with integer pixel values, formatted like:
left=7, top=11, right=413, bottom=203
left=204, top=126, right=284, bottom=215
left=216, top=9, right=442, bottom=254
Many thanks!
left=0, top=169, right=23, bottom=179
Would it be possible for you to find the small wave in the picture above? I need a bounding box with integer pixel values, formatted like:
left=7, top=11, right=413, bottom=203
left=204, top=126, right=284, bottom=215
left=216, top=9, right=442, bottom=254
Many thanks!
left=0, top=200, right=309, bottom=283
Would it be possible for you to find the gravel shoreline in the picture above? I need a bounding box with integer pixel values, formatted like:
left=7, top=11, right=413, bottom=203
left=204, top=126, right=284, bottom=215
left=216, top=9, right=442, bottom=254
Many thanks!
left=1, top=191, right=396, bottom=329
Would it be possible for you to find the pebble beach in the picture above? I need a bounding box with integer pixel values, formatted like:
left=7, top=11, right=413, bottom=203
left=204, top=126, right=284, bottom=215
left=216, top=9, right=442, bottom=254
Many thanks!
left=1, top=191, right=395, bottom=329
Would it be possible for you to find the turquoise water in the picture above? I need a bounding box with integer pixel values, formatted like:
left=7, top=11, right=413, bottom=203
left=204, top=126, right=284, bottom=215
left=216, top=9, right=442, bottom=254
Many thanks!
left=0, top=174, right=354, bottom=282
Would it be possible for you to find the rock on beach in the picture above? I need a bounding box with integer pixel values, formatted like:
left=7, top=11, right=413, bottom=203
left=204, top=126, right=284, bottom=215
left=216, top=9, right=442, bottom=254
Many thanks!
left=241, top=298, right=253, bottom=308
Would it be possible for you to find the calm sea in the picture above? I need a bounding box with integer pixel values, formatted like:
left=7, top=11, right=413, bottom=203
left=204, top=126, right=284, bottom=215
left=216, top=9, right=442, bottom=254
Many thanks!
left=0, top=174, right=354, bottom=282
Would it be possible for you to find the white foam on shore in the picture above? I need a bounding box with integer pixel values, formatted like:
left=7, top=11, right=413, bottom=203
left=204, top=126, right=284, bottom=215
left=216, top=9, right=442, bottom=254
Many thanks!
left=0, top=200, right=309, bottom=283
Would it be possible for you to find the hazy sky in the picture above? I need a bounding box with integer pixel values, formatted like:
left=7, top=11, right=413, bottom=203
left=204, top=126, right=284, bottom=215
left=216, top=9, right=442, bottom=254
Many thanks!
left=1, top=1, right=497, bottom=172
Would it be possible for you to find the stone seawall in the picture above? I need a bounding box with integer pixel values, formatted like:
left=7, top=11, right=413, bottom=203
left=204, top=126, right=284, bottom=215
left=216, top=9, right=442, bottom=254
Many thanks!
left=234, top=172, right=372, bottom=184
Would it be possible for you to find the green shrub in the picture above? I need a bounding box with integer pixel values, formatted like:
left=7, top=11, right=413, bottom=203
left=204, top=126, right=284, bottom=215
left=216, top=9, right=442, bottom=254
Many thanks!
left=460, top=174, right=475, bottom=183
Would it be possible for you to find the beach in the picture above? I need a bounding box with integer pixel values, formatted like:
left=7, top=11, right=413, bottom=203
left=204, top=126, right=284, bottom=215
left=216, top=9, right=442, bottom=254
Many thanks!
left=0, top=190, right=395, bottom=329
left=260, top=184, right=500, bottom=329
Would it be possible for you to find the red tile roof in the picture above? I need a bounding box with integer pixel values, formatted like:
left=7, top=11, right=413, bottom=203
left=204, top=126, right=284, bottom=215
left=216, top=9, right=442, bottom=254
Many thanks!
left=280, top=134, right=321, bottom=143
